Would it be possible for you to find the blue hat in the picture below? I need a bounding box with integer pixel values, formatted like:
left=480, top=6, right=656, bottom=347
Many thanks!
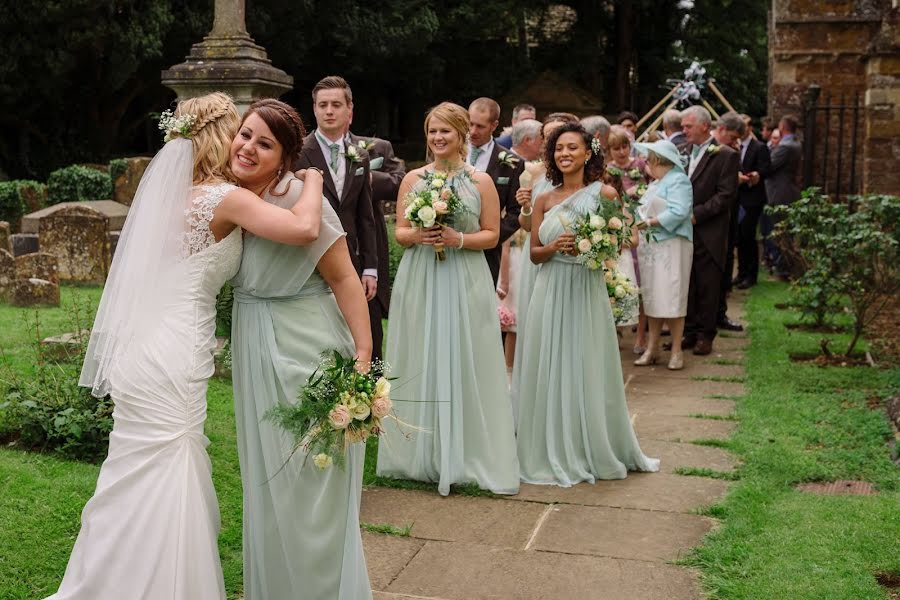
left=633, top=140, right=686, bottom=172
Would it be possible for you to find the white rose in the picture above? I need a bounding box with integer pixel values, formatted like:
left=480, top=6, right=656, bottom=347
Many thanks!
left=614, top=285, right=626, bottom=298
left=417, top=206, right=437, bottom=227
left=591, top=231, right=603, bottom=244
left=608, top=216, right=623, bottom=230
left=432, top=178, right=445, bottom=189
left=358, top=140, right=368, bottom=149
left=577, top=238, right=593, bottom=254
left=589, top=214, right=605, bottom=229
left=604, top=270, right=614, bottom=283
left=313, top=453, right=333, bottom=469
left=374, top=377, right=391, bottom=398
left=351, top=401, right=371, bottom=421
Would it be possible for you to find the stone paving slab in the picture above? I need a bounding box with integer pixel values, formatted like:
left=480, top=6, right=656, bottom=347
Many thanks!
left=634, top=414, right=737, bottom=442
left=639, top=440, right=739, bottom=473
left=505, top=472, right=731, bottom=513
left=627, top=394, right=737, bottom=417
left=363, top=531, right=426, bottom=591
left=532, top=504, right=716, bottom=562
left=361, top=487, right=545, bottom=549
left=628, top=377, right=746, bottom=399
left=385, top=540, right=701, bottom=600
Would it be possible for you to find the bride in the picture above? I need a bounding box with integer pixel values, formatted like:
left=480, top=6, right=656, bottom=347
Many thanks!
left=46, top=92, right=326, bottom=600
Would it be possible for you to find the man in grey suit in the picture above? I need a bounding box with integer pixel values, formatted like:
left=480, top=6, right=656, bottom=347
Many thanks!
left=764, top=114, right=802, bottom=275
left=663, top=109, right=686, bottom=147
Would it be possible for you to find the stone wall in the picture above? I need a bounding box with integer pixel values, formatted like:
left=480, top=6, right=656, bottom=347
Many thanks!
left=769, top=0, right=899, bottom=195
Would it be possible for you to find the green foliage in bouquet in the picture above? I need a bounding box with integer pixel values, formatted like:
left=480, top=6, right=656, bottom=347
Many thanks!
left=267, top=351, right=393, bottom=471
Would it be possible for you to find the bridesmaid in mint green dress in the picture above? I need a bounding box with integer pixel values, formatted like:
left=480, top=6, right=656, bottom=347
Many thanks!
left=376, top=102, right=519, bottom=496
left=229, top=101, right=373, bottom=599
left=517, top=123, right=659, bottom=486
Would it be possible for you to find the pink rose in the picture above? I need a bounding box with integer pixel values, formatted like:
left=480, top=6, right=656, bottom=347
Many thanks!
left=371, top=396, right=393, bottom=418
left=433, top=200, right=449, bottom=214
left=328, top=405, right=351, bottom=429
left=440, top=188, right=452, bottom=201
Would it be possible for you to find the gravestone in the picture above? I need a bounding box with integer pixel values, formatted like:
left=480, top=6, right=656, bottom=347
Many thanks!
left=15, top=252, right=59, bottom=285
left=10, top=278, right=60, bottom=307
left=0, top=249, right=14, bottom=300
left=22, top=200, right=128, bottom=234
left=10, top=233, right=39, bottom=257
left=39, top=205, right=111, bottom=284
left=113, top=157, right=152, bottom=206
left=0, top=221, right=11, bottom=254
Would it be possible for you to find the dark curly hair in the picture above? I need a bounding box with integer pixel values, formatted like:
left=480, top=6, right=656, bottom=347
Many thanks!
left=543, top=123, right=605, bottom=187
left=241, top=98, right=307, bottom=195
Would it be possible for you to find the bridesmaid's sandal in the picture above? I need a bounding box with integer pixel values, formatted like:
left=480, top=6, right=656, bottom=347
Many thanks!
left=634, top=349, right=659, bottom=366
left=667, top=353, right=684, bottom=370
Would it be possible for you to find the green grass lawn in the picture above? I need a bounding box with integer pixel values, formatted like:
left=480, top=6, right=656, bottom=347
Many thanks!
left=686, top=281, right=900, bottom=599
left=1, top=282, right=898, bottom=598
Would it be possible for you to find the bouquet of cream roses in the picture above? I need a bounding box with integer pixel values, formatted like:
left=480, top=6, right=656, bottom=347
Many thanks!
left=403, top=170, right=469, bottom=260
left=267, top=351, right=393, bottom=470
left=604, top=264, right=639, bottom=325
left=569, top=198, right=631, bottom=271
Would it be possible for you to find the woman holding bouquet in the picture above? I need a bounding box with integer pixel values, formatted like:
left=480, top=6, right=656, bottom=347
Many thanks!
left=516, top=123, right=659, bottom=487
left=376, top=102, right=519, bottom=496
left=228, top=100, right=374, bottom=599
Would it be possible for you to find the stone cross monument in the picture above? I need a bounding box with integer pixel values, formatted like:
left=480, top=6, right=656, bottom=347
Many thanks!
left=162, top=0, right=292, bottom=113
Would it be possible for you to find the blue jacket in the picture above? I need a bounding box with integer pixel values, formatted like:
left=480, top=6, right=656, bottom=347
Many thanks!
left=643, top=169, right=693, bottom=242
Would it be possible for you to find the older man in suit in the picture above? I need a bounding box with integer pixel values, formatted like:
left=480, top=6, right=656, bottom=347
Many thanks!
left=468, top=97, right=526, bottom=285
left=663, top=109, right=686, bottom=147
left=764, top=114, right=802, bottom=276
left=294, top=75, right=378, bottom=299
left=734, top=115, right=771, bottom=289
left=344, top=129, right=405, bottom=361
left=680, top=106, right=741, bottom=355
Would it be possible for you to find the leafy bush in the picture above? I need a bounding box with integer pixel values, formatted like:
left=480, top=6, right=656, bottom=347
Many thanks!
left=0, top=180, right=46, bottom=232
left=387, top=219, right=405, bottom=283
left=769, top=191, right=900, bottom=355
left=0, top=309, right=112, bottom=462
left=215, top=282, right=233, bottom=338
left=47, top=165, right=112, bottom=205
left=108, top=158, right=128, bottom=184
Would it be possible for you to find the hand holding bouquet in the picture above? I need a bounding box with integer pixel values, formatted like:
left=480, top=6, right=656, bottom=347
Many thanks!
left=267, top=351, right=394, bottom=471
left=403, top=170, right=469, bottom=261
left=569, top=198, right=632, bottom=271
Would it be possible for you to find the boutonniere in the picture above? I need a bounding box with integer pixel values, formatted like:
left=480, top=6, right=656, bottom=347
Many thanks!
left=606, top=165, right=624, bottom=177
left=497, top=150, right=520, bottom=168
left=628, top=168, right=642, bottom=180
left=356, top=139, right=376, bottom=152
left=344, top=144, right=365, bottom=164
left=706, top=144, right=720, bottom=155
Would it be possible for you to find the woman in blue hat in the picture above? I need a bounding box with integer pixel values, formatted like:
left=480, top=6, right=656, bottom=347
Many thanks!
left=633, top=140, right=694, bottom=370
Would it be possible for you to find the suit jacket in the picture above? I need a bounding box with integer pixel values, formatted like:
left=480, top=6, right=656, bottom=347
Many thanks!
left=765, top=137, right=802, bottom=206
left=346, top=133, right=405, bottom=313
left=682, top=142, right=740, bottom=269
left=738, top=138, right=771, bottom=209
left=483, top=144, right=526, bottom=282
left=293, top=133, right=377, bottom=275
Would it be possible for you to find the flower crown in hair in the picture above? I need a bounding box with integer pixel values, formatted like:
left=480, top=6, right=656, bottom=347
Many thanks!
left=590, top=137, right=603, bottom=156
left=158, top=110, right=197, bottom=142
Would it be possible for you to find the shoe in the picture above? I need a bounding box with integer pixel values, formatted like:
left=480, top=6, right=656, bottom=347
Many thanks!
left=632, top=345, right=646, bottom=355
left=736, top=278, right=756, bottom=290
left=717, top=317, right=744, bottom=332
left=731, top=276, right=745, bottom=286
left=681, top=336, right=697, bottom=350
left=668, top=353, right=684, bottom=370
left=634, top=349, right=659, bottom=366
left=693, top=338, right=713, bottom=355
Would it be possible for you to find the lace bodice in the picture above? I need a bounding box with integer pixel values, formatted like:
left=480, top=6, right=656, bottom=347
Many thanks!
left=184, top=183, right=237, bottom=257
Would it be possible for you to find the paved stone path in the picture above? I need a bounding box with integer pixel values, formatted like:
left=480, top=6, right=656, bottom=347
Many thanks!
left=361, top=291, right=748, bottom=600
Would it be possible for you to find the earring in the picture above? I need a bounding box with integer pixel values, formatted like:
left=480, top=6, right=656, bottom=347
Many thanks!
left=277, top=167, right=283, bottom=179
left=585, top=158, right=589, bottom=164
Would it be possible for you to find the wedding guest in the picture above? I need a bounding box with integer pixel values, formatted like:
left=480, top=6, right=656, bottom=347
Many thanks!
left=634, top=140, right=694, bottom=370
left=768, top=127, right=781, bottom=148
left=377, top=102, right=519, bottom=496
left=734, top=115, right=771, bottom=290
left=761, top=117, right=776, bottom=143
left=662, top=109, right=686, bottom=146
left=680, top=106, right=740, bottom=355
left=617, top=110, right=639, bottom=136
left=581, top=115, right=612, bottom=153
left=231, top=99, right=374, bottom=599
left=294, top=76, right=378, bottom=303
left=468, top=97, right=525, bottom=285
left=714, top=112, right=747, bottom=333
left=497, top=118, right=543, bottom=372
left=345, top=127, right=406, bottom=360
left=764, top=115, right=802, bottom=276
left=496, top=103, right=537, bottom=149
left=516, top=122, right=659, bottom=486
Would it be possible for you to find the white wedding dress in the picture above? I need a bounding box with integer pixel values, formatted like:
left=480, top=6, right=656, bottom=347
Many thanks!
left=47, top=183, right=241, bottom=600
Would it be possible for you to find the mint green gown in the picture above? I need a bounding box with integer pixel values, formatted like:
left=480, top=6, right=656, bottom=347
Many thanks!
left=376, top=171, right=519, bottom=496
left=230, top=176, right=372, bottom=599
left=511, top=174, right=555, bottom=421
left=516, top=181, right=660, bottom=486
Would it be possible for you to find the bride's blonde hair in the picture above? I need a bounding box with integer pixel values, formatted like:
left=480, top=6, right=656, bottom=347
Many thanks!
left=424, top=102, right=469, bottom=162
left=173, top=92, right=240, bottom=185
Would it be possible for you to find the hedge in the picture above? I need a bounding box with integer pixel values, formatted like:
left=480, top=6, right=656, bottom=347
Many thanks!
left=0, top=180, right=47, bottom=232
left=47, top=165, right=112, bottom=205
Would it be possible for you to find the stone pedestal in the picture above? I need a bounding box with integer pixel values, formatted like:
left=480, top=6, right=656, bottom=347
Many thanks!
left=161, top=0, right=292, bottom=112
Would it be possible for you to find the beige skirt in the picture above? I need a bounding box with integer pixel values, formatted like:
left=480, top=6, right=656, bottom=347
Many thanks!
left=636, top=236, right=692, bottom=318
